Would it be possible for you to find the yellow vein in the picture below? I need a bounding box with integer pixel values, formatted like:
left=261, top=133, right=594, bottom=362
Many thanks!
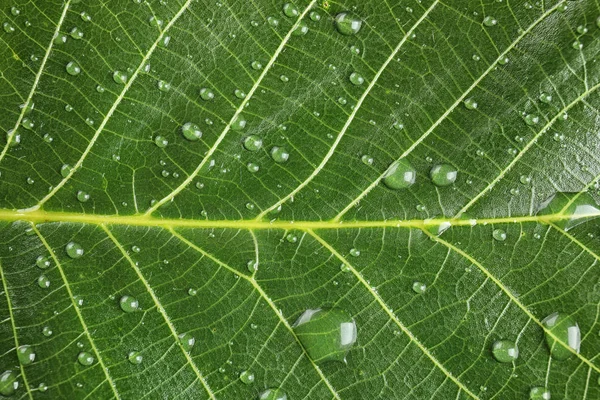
left=169, top=229, right=341, bottom=400
left=456, top=79, right=600, bottom=217
left=0, top=261, right=33, bottom=400
left=1, top=208, right=599, bottom=230
left=427, top=230, right=600, bottom=373
left=256, top=0, right=440, bottom=219
left=0, top=0, right=73, bottom=165
left=101, top=225, right=217, bottom=400
left=32, top=225, right=122, bottom=399
left=334, top=2, right=562, bottom=221
left=145, top=0, right=318, bottom=215
left=308, top=229, right=479, bottom=399
left=21, top=0, right=194, bottom=212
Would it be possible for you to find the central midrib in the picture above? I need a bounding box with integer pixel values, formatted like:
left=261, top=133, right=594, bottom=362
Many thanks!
left=0, top=209, right=595, bottom=230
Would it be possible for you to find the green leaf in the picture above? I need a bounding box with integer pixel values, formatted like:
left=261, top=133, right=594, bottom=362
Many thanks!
left=0, top=0, right=599, bottom=399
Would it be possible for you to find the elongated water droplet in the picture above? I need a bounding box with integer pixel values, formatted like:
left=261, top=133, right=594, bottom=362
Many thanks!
left=80, top=11, right=92, bottom=22
left=492, top=340, right=519, bottom=362
left=119, top=295, right=139, bottom=312
left=77, top=351, right=94, bottom=366
left=542, top=312, right=580, bottom=360
left=536, top=192, right=599, bottom=231
left=293, top=308, right=357, bottom=363
left=65, top=242, right=84, bottom=258
left=181, top=122, right=202, bottom=141
left=482, top=16, right=497, bottom=26
left=69, top=27, right=84, bottom=39
left=334, top=12, right=362, bottom=35
left=239, top=370, right=254, bottom=384
left=65, top=61, right=81, bottom=76
left=178, top=332, right=195, bottom=351
left=412, top=281, right=426, bottom=294
left=17, top=345, right=35, bottom=365
left=259, top=388, right=287, bottom=400
left=0, top=370, right=18, bottom=396
left=270, top=147, right=289, bottom=163
left=383, top=159, right=416, bottom=189
left=430, top=164, right=457, bottom=187
left=128, top=351, right=143, bottom=365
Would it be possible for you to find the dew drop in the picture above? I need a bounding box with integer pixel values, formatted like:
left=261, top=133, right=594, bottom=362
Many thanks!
left=524, top=114, right=539, bottom=126
left=80, top=11, right=92, bottom=22
left=42, top=326, right=53, bottom=337
left=572, top=40, right=583, bottom=50
left=464, top=98, right=478, bottom=110
left=430, top=164, right=457, bottom=187
left=112, top=70, right=128, bottom=85
left=37, top=275, right=50, bottom=289
left=128, top=351, right=143, bottom=365
left=536, top=192, right=599, bottom=231
left=178, top=332, right=195, bottom=352
left=239, top=370, right=254, bottom=384
left=10, top=7, right=20, bottom=16
left=382, top=159, right=416, bottom=189
left=154, top=135, right=168, bottom=148
left=243, top=135, right=262, bottom=152
left=483, top=16, right=497, bottom=26
left=349, top=248, right=360, bottom=257
left=131, top=245, right=141, bottom=253
left=60, top=164, right=72, bottom=177
left=349, top=72, right=364, bottom=86
left=282, top=3, right=299, bottom=17
left=267, top=16, right=279, bottom=27
left=492, top=340, right=519, bottom=362
left=187, top=288, right=197, bottom=296
left=65, top=242, right=84, bottom=258
left=148, top=16, right=163, bottom=28
left=65, top=61, right=81, bottom=76
left=247, top=260, right=258, bottom=273
left=520, top=175, right=531, bottom=185
left=17, top=345, right=35, bottom=365
left=251, top=61, right=263, bottom=70
left=77, top=351, right=94, bottom=366
left=234, top=89, right=246, bottom=99
left=231, top=114, right=247, bottom=131
left=285, top=233, right=297, bottom=243
left=270, top=146, right=289, bottom=163
left=181, top=122, right=202, bottom=141
left=246, top=162, right=260, bottom=173
left=292, top=21, right=309, bottom=36
left=69, top=27, right=84, bottom=39
left=3, top=22, right=15, bottom=33
left=259, top=388, right=287, bottom=400
left=157, top=80, right=171, bottom=92
left=492, top=229, right=506, bottom=241
left=119, top=295, right=139, bottom=313
left=36, top=256, right=51, bottom=269
left=334, top=12, right=362, bottom=35
left=76, top=190, right=90, bottom=203
left=541, top=312, right=580, bottom=360
left=529, top=387, right=551, bottom=399
left=38, top=383, right=48, bottom=392
left=0, top=370, right=18, bottom=396
left=361, top=155, right=373, bottom=165
left=309, top=11, right=321, bottom=22
left=53, top=34, right=67, bottom=45
left=412, top=281, right=426, bottom=294
left=199, top=87, right=214, bottom=100
left=279, top=74, right=289, bottom=83
left=539, top=92, right=552, bottom=103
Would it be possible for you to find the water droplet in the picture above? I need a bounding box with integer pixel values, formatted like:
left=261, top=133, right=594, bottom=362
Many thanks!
left=309, top=11, right=321, bottom=22
left=430, top=164, right=457, bottom=187
left=285, top=233, right=297, bottom=243
left=483, top=16, right=497, bottom=26
left=148, top=16, right=163, bottom=28
left=334, top=12, right=362, bottom=35
left=181, top=122, right=202, bottom=141
left=246, top=162, right=260, bottom=173
left=282, top=3, right=299, bottom=17
left=113, top=70, right=128, bottom=85
left=157, top=80, right=171, bottom=92
left=361, top=155, right=373, bottom=165
left=350, top=45, right=360, bottom=55
left=37, top=275, right=50, bottom=289
left=247, top=260, right=258, bottom=273
left=26, top=177, right=34, bottom=185
left=42, top=326, right=53, bottom=337
left=234, top=89, right=246, bottom=99
left=251, top=61, right=263, bottom=70
left=0, top=370, right=18, bottom=396
left=536, top=192, right=599, bottom=231
left=154, top=135, right=168, bottom=148
left=178, top=332, right=195, bottom=352
left=17, top=345, right=35, bottom=365
left=270, top=146, right=289, bottom=163
left=541, top=312, right=580, bottom=360
left=36, top=256, right=51, bottom=269
left=76, top=190, right=90, bottom=203
left=65, top=61, right=81, bottom=76
left=259, top=388, right=287, bottom=400
left=340, top=264, right=351, bottom=273
left=77, top=351, right=94, bottom=366
left=279, top=74, right=289, bottom=83
left=349, top=72, right=364, bottom=86
left=38, top=383, right=48, bottom=392
left=492, top=340, right=519, bottom=362
left=539, top=92, right=552, bottom=103
left=131, top=245, right=140, bottom=253
left=69, top=27, right=84, bottom=39
left=520, top=175, right=531, bottom=185
left=572, top=40, right=583, bottom=50
left=242, top=135, right=262, bottom=152
left=464, top=98, right=478, bottom=110
left=119, top=295, right=139, bottom=312
left=239, top=370, right=254, bottom=384
left=231, top=114, right=247, bottom=131
left=412, top=281, right=426, bottom=294
left=80, top=11, right=92, bottom=22
left=524, top=114, right=539, bottom=126
left=292, top=20, right=309, bottom=35
left=349, top=248, right=360, bottom=257
left=529, top=387, right=551, bottom=399
left=492, top=229, right=506, bottom=241
left=187, top=288, right=197, bottom=296
left=267, top=16, right=279, bottom=27
left=96, top=85, right=105, bottom=93
left=60, top=164, right=72, bottom=178
left=3, top=22, right=15, bottom=33
left=53, top=34, right=67, bottom=45
left=65, top=242, right=84, bottom=258
left=198, top=88, right=214, bottom=101
left=128, top=351, right=143, bottom=365
left=10, top=7, right=20, bottom=16
left=293, top=308, right=357, bottom=363
left=382, top=159, right=416, bottom=189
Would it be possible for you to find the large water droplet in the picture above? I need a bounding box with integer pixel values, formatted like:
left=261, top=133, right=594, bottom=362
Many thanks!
left=0, top=370, right=18, bottom=396
left=17, top=345, right=35, bottom=365
left=293, top=308, right=357, bottom=363
left=492, top=340, right=519, bottom=362
left=542, top=312, right=580, bottom=360
left=178, top=332, right=195, bottom=352
left=231, top=114, right=247, bottom=131
left=77, top=351, right=94, bottom=366
left=412, top=281, right=426, bottom=294
left=430, top=164, right=457, bottom=187
left=181, top=122, right=202, bottom=141
left=65, top=242, right=84, bottom=258
left=259, top=388, right=287, bottom=400
left=492, top=229, right=506, bottom=241
left=243, top=135, right=262, bottom=152
left=536, top=192, right=600, bottom=231
left=334, top=12, right=362, bottom=35
left=349, top=72, right=364, bottom=85
left=270, top=147, right=289, bottom=163
left=382, top=159, right=416, bottom=189
left=119, top=295, right=139, bottom=312
left=239, top=370, right=254, bottom=384
left=65, top=61, right=81, bottom=76
left=36, top=256, right=51, bottom=269
left=282, top=3, right=299, bottom=18
left=113, top=70, right=128, bottom=85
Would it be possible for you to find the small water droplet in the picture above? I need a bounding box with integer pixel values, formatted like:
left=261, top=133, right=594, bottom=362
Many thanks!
left=0, top=370, right=19, bottom=396
left=113, top=70, right=128, bottom=85
left=80, top=11, right=92, bottom=22
left=119, top=295, right=139, bottom=312
left=231, top=114, right=247, bottom=131
left=157, top=80, right=171, bottom=92
left=270, top=146, right=289, bottom=163
left=148, top=16, right=163, bottom=28
left=492, top=229, right=507, bottom=241
left=267, top=16, right=279, bottom=27
left=361, top=155, right=373, bottom=165
left=246, top=162, right=260, bottom=173
left=259, top=388, right=287, bottom=400
left=178, top=332, right=195, bottom=352
left=464, top=98, right=478, bottom=110
left=65, top=61, right=81, bottom=76
left=430, top=164, right=457, bottom=187
left=382, top=159, right=416, bottom=189
left=349, top=72, right=364, bottom=85
left=251, top=61, right=263, bottom=70
left=76, top=190, right=90, bottom=203
left=42, top=326, right=53, bottom=337
left=282, top=3, right=299, bottom=17
left=65, top=242, right=84, bottom=258
left=36, top=256, right=51, bottom=269
left=539, top=92, right=552, bottom=103
left=492, top=340, right=519, bottom=362
left=128, top=351, right=143, bottom=365
left=37, top=275, right=50, bottom=289
left=483, top=16, right=497, bottom=26
left=181, top=122, right=202, bottom=141
left=69, top=27, right=84, bottom=40
left=17, top=345, right=35, bottom=365
left=234, top=89, right=246, bottom=99
left=349, top=248, right=360, bottom=257
left=38, top=383, right=48, bottom=392
left=154, top=135, right=168, bottom=148
left=309, top=11, right=321, bottom=22
left=412, top=281, right=426, bottom=294
left=524, top=114, right=539, bottom=126
left=529, top=387, right=551, bottom=400
left=334, top=12, right=362, bottom=35
left=239, top=370, right=255, bottom=384
left=187, top=288, right=197, bottom=296
left=77, top=351, right=94, bottom=366
left=285, top=233, right=297, bottom=243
